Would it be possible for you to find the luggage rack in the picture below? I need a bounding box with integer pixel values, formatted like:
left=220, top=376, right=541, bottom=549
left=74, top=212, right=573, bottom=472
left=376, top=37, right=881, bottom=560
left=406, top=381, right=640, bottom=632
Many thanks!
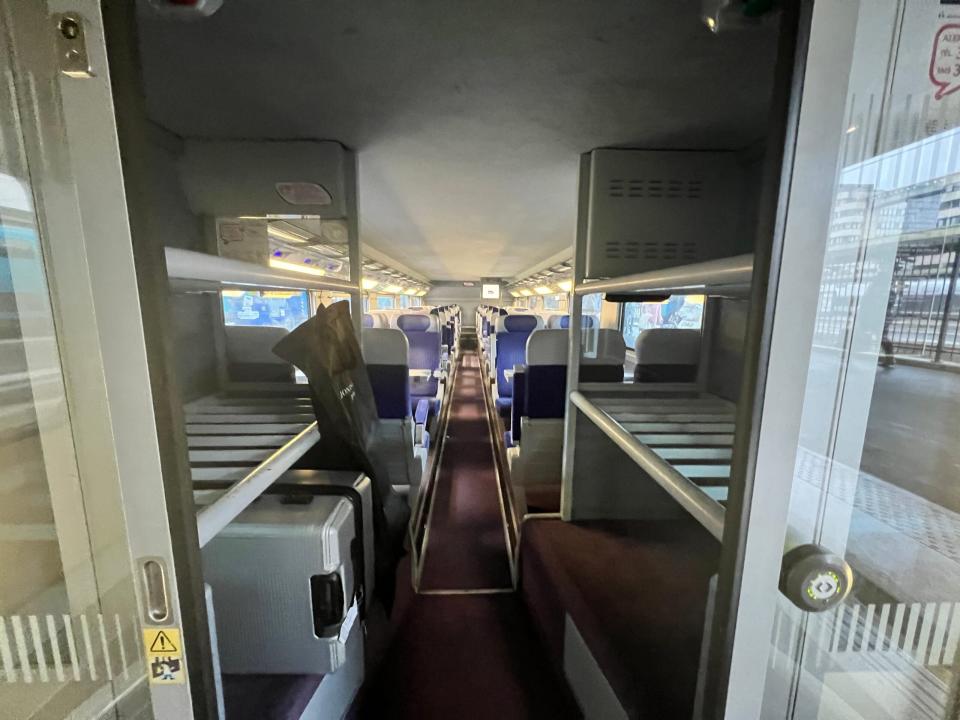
left=570, top=391, right=732, bottom=540
left=186, top=389, right=320, bottom=546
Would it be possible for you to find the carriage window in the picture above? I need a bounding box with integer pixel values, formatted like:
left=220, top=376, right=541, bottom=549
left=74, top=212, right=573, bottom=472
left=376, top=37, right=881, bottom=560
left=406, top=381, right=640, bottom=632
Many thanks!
left=221, top=290, right=310, bottom=330
left=375, top=294, right=395, bottom=310
left=542, top=293, right=567, bottom=311
left=620, top=295, right=705, bottom=349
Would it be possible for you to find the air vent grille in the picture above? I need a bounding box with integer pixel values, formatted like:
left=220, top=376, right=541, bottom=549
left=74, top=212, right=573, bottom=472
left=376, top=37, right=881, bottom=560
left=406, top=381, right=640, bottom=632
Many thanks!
left=607, top=178, right=704, bottom=200
left=604, top=239, right=699, bottom=262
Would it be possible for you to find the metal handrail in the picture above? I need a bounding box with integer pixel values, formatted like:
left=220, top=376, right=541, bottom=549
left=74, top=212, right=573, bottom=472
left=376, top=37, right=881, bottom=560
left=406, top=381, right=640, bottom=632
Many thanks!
left=575, top=253, right=753, bottom=298
left=195, top=421, right=320, bottom=546
left=569, top=391, right=726, bottom=540
left=165, top=247, right=360, bottom=293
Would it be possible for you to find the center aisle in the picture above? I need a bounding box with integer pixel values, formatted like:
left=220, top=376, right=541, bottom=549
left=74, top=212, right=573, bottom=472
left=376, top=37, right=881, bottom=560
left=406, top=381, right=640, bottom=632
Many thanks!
left=419, top=350, right=512, bottom=590
left=355, top=349, right=581, bottom=719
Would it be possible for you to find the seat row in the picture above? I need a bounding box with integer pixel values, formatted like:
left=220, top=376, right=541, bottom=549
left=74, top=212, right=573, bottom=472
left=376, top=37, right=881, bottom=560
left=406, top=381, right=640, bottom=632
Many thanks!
left=472, top=304, right=705, bottom=516
left=363, top=305, right=461, bottom=367
left=359, top=305, right=462, bottom=503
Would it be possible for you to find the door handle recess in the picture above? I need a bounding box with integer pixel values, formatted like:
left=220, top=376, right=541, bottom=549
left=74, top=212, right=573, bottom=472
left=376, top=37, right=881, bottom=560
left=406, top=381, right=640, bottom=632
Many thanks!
left=140, top=558, right=171, bottom=623
left=779, top=543, right=853, bottom=613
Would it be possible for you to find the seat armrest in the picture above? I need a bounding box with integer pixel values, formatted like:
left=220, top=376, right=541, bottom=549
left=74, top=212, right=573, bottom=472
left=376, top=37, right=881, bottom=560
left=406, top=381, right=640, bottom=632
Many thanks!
left=414, top=398, right=430, bottom=426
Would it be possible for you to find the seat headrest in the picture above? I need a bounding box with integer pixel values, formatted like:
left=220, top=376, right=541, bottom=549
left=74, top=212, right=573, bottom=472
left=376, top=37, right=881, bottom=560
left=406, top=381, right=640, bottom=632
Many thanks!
left=499, top=314, right=540, bottom=333
left=583, top=329, right=627, bottom=365
left=361, top=328, right=409, bottom=364
left=397, top=314, right=432, bottom=332
left=527, top=329, right=568, bottom=365
left=362, top=313, right=375, bottom=328
left=558, top=315, right=595, bottom=329
left=635, top=329, right=701, bottom=365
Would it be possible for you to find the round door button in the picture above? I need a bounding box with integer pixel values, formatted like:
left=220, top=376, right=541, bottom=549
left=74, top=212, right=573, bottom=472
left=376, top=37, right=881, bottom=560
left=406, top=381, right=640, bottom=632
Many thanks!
left=780, top=544, right=853, bottom=612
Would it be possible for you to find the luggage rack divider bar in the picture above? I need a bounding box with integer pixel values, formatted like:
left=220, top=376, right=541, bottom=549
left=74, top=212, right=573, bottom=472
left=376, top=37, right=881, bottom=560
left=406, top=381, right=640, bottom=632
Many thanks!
left=165, top=246, right=361, bottom=294
left=574, top=253, right=754, bottom=298
left=195, top=421, right=320, bottom=547
left=568, top=390, right=726, bottom=541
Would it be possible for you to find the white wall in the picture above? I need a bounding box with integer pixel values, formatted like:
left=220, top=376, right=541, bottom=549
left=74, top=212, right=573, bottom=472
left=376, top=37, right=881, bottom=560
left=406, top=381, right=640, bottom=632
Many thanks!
left=425, top=282, right=484, bottom=327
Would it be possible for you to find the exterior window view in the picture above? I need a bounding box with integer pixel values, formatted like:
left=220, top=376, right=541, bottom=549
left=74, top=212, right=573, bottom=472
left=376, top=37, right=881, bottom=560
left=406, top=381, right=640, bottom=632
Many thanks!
left=3, top=1, right=960, bottom=720
left=621, top=295, right=706, bottom=348
left=221, top=290, right=310, bottom=329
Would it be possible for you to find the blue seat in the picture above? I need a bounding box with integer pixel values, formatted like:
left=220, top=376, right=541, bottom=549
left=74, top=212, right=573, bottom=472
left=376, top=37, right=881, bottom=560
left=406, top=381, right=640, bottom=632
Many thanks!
left=362, top=328, right=430, bottom=492
left=558, top=314, right=596, bottom=329
left=493, top=313, right=542, bottom=414
left=397, top=313, right=442, bottom=415
left=362, top=313, right=375, bottom=329
left=362, top=328, right=411, bottom=419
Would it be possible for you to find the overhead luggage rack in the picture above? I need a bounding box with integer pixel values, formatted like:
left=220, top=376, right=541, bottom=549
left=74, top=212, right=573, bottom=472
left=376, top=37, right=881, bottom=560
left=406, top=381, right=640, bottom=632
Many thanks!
left=186, top=389, right=320, bottom=546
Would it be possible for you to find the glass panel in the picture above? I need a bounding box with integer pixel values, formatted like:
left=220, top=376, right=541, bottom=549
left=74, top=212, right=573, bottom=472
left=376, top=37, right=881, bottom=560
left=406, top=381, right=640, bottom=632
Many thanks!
left=620, top=294, right=705, bottom=348
left=221, top=289, right=309, bottom=329
left=761, top=2, right=960, bottom=717
left=0, top=92, right=152, bottom=718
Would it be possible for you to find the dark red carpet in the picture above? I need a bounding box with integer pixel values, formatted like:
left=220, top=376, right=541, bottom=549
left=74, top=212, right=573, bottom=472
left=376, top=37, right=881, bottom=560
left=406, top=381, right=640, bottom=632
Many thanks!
left=355, top=351, right=580, bottom=719
left=357, top=593, right=580, bottom=719
left=419, top=351, right=513, bottom=590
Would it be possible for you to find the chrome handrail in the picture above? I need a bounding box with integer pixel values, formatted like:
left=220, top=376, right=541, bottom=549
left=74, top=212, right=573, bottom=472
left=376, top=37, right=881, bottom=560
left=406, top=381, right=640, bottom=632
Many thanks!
left=195, top=421, right=320, bottom=546
left=575, top=253, right=753, bottom=298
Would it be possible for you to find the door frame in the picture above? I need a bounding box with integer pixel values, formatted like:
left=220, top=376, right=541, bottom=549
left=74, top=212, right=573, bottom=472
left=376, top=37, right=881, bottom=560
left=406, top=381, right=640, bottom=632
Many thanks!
left=715, top=1, right=868, bottom=718
left=3, top=0, right=212, bottom=717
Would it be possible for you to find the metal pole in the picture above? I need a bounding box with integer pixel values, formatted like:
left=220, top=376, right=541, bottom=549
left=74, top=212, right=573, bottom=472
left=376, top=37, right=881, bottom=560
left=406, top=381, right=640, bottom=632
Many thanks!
left=934, top=241, right=960, bottom=364
left=575, top=253, right=754, bottom=297
left=196, top=422, right=320, bottom=546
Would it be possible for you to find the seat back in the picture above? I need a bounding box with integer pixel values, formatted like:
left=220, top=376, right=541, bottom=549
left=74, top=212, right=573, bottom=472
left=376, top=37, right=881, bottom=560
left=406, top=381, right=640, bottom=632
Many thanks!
left=224, top=326, right=294, bottom=382
left=546, top=313, right=567, bottom=329
left=582, top=328, right=627, bottom=382
left=524, top=329, right=569, bottom=419
left=494, top=313, right=542, bottom=398
left=559, top=314, right=596, bottom=329
left=634, top=328, right=701, bottom=382
left=361, top=328, right=410, bottom=419
left=397, top=313, right=440, bottom=397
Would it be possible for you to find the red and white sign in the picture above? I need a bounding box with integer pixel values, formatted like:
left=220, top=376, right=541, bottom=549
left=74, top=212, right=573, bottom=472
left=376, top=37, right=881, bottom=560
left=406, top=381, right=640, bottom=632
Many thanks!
left=930, top=23, right=960, bottom=99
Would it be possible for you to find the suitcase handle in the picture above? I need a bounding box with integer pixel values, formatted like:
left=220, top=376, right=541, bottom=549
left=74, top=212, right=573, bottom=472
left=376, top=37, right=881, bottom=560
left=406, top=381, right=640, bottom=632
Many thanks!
left=310, top=573, right=345, bottom=634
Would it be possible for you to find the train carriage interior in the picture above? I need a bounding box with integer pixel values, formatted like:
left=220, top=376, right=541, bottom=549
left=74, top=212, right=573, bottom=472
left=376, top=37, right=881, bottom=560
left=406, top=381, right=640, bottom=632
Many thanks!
left=6, top=1, right=960, bottom=719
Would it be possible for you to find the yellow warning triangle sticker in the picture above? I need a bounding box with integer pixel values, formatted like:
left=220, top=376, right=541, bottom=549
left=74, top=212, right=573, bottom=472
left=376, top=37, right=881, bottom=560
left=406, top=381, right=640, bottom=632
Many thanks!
left=149, top=630, right=178, bottom=654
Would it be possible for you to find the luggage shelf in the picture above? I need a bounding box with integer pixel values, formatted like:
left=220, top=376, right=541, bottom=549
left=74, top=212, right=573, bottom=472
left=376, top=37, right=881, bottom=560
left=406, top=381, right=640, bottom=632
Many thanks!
left=188, top=392, right=320, bottom=546
left=569, top=391, right=731, bottom=540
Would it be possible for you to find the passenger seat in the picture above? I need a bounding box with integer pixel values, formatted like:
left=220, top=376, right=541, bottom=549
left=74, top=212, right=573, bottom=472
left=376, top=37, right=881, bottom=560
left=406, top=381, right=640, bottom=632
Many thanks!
left=362, top=328, right=429, bottom=496
left=634, top=328, right=701, bottom=382
left=224, top=325, right=295, bottom=382
left=492, top=313, right=543, bottom=415
left=397, top=313, right=444, bottom=420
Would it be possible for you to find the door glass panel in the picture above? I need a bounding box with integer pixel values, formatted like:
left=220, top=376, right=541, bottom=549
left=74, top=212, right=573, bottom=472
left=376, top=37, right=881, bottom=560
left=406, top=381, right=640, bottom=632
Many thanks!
left=0, top=44, right=153, bottom=720
left=762, top=1, right=960, bottom=717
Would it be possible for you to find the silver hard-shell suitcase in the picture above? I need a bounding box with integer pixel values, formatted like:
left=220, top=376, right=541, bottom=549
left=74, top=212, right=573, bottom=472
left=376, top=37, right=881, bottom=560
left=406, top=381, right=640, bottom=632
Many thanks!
left=202, top=475, right=365, bottom=675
